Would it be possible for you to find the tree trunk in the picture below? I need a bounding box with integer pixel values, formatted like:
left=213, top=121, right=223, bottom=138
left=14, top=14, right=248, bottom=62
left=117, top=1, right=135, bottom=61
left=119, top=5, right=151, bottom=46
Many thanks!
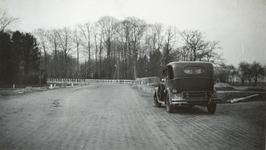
left=64, top=50, right=68, bottom=78
left=94, top=35, right=98, bottom=76
left=133, top=62, right=137, bottom=80
left=43, top=45, right=47, bottom=73
left=99, top=38, right=102, bottom=78
left=133, top=43, right=137, bottom=80
left=193, top=48, right=197, bottom=61
left=54, top=43, right=57, bottom=77
left=107, top=38, right=111, bottom=79
left=76, top=44, right=79, bottom=78
left=88, top=41, right=91, bottom=75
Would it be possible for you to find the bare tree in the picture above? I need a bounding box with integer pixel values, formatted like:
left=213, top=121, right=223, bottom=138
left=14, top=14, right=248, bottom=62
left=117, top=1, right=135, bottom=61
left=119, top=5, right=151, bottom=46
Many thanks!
left=98, top=30, right=103, bottom=78
left=148, top=23, right=164, bottom=52
left=56, top=27, right=73, bottom=77
left=73, top=27, right=82, bottom=77
left=125, top=17, right=147, bottom=79
left=78, top=22, right=92, bottom=75
left=46, top=29, right=59, bottom=77
left=214, top=63, right=235, bottom=83
left=238, top=62, right=250, bottom=85
left=96, top=16, right=118, bottom=78
left=91, top=24, right=100, bottom=76
left=0, top=9, right=19, bottom=32
left=203, top=41, right=223, bottom=64
left=144, top=23, right=164, bottom=76
left=179, top=30, right=206, bottom=61
left=179, top=46, right=190, bottom=61
left=162, top=26, right=176, bottom=65
left=250, top=61, right=265, bottom=86
left=227, top=65, right=237, bottom=83
left=33, top=28, right=48, bottom=73
left=115, top=19, right=134, bottom=79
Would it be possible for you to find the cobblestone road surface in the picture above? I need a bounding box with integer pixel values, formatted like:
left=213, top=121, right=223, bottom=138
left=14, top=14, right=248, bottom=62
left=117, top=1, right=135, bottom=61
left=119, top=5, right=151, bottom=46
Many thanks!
left=0, top=84, right=265, bottom=150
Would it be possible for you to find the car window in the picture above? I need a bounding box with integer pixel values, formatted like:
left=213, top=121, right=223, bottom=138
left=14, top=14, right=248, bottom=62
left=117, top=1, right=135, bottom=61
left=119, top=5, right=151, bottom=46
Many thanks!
left=168, top=66, right=174, bottom=79
left=183, top=66, right=205, bottom=75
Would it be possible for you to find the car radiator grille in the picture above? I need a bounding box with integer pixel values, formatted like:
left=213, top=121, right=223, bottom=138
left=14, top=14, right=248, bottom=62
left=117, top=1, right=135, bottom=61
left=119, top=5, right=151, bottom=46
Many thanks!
left=182, top=91, right=211, bottom=98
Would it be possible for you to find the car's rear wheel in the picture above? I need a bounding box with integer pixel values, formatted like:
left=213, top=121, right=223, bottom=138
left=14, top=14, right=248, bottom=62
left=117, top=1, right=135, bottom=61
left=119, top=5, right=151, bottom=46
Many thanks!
left=207, top=103, right=216, bottom=114
left=166, top=93, right=173, bottom=113
left=154, top=93, right=161, bottom=107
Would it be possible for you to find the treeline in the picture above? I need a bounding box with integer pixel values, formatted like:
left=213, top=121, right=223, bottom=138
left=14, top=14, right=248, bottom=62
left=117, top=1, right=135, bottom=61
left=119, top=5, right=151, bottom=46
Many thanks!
left=1, top=8, right=265, bottom=86
left=215, top=61, right=266, bottom=86
left=1, top=9, right=239, bottom=85
left=33, top=16, right=224, bottom=80
left=0, top=31, right=40, bottom=85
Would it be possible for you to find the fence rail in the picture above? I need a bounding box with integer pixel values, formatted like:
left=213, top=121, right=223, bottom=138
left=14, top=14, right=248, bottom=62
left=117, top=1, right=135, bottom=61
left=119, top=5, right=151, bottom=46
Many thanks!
left=47, top=78, right=134, bottom=84
left=47, top=77, right=161, bottom=85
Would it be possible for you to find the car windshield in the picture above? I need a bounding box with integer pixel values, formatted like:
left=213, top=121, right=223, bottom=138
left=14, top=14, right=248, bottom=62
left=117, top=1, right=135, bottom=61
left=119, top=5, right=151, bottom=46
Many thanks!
left=183, top=66, right=205, bottom=75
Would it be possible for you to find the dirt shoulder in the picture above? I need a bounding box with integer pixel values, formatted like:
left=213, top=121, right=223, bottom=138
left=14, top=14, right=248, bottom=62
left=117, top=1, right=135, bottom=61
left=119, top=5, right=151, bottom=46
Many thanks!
left=0, top=84, right=77, bottom=96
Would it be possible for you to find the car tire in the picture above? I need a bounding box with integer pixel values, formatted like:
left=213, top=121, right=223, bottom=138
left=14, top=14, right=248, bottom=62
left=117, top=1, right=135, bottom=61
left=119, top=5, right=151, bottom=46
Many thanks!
left=154, top=93, right=161, bottom=107
left=166, top=93, right=173, bottom=113
left=159, top=84, right=165, bottom=100
left=207, top=103, right=216, bottom=114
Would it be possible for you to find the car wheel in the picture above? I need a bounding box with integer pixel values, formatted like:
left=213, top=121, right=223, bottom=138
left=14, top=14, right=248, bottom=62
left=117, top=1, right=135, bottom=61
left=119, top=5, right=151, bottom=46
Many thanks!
left=159, top=84, right=165, bottom=100
left=166, top=93, right=173, bottom=113
left=154, top=93, right=161, bottom=107
left=207, top=103, right=216, bottom=114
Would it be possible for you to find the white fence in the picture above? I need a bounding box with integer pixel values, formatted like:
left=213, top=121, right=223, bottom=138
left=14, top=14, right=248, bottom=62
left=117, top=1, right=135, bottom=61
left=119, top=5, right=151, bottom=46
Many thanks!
left=135, top=77, right=160, bottom=85
left=47, top=78, right=134, bottom=84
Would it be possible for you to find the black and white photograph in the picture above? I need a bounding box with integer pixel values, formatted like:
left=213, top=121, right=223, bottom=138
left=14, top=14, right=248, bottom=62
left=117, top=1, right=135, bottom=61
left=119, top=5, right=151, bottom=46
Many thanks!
left=0, top=0, right=265, bottom=149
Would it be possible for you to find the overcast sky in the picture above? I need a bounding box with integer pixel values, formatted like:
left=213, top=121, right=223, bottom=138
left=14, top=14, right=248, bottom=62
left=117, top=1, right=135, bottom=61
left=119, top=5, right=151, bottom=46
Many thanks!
left=1, top=0, right=265, bottom=67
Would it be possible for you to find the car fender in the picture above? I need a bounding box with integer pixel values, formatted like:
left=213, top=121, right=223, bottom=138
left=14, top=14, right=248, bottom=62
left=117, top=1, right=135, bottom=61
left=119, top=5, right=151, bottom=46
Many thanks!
left=165, top=88, right=173, bottom=104
left=212, top=88, right=218, bottom=98
left=154, top=87, right=159, bottom=97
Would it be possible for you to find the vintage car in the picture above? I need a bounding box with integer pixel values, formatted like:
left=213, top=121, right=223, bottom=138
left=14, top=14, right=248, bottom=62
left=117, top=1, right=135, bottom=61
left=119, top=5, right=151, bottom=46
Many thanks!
left=154, top=61, right=221, bottom=114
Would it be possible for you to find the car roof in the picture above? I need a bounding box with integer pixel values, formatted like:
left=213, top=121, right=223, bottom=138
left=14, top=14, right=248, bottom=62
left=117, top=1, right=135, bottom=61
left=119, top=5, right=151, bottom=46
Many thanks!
left=164, top=61, right=213, bottom=69
left=167, top=61, right=212, bottom=66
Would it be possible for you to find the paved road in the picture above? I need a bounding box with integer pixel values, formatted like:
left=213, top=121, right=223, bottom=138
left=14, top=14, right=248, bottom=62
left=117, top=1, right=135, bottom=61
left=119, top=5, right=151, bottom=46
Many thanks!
left=0, top=84, right=265, bottom=150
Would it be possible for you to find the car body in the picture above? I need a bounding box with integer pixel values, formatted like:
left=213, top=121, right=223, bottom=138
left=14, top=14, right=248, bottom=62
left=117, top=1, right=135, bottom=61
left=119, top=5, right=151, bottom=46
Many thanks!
left=154, top=61, right=221, bottom=114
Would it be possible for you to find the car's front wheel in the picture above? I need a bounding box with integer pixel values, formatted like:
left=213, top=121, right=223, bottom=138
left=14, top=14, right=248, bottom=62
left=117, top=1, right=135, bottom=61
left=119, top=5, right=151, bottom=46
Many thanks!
left=207, top=103, right=217, bottom=114
left=166, top=93, right=173, bottom=113
left=154, top=93, right=161, bottom=107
